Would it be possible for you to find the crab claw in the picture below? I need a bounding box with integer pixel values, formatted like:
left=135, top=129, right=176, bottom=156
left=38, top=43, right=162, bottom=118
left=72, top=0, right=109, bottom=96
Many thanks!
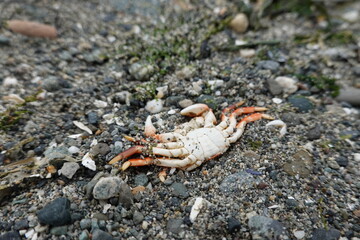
left=181, top=104, right=209, bottom=117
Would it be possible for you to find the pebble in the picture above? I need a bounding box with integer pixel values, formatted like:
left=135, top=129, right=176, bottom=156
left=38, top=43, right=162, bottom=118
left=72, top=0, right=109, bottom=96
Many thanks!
left=128, top=62, right=155, bottom=81
left=133, top=211, right=144, bottom=224
left=283, top=150, right=313, bottom=177
left=134, top=173, right=149, bottom=186
left=50, top=226, right=68, bottom=236
left=0, top=232, right=21, bottom=240
left=227, top=217, right=241, bottom=233
left=171, top=182, right=189, bottom=199
left=336, top=156, right=348, bottom=167
left=327, top=158, right=340, bottom=170
left=37, top=198, right=72, bottom=226
left=79, top=230, right=90, bottom=240
left=0, top=35, right=10, bottom=45
left=248, top=215, right=289, bottom=240
left=91, top=143, right=110, bottom=156
left=87, top=112, right=99, bottom=125
left=3, top=77, right=18, bottom=86
left=310, top=228, right=340, bottom=240
left=176, top=66, right=196, bottom=80
left=178, top=99, right=193, bottom=108
left=41, top=76, right=62, bottom=92
left=220, top=171, right=259, bottom=194
left=281, top=112, right=301, bottom=126
left=268, top=76, right=298, bottom=95
left=60, top=162, right=80, bottom=179
left=166, top=218, right=183, bottom=234
left=336, top=87, right=360, bottom=106
left=93, top=177, right=123, bottom=200
left=307, top=124, right=322, bottom=140
left=240, top=49, right=256, bottom=58
left=229, top=13, right=249, bottom=33
left=118, top=182, right=134, bottom=209
left=80, top=219, right=92, bottom=230
left=293, top=230, right=305, bottom=239
left=68, top=146, right=80, bottom=154
left=288, top=95, right=314, bottom=112
left=145, top=99, right=163, bottom=113
left=14, top=219, right=29, bottom=230
left=92, top=229, right=113, bottom=240
left=257, top=60, right=280, bottom=72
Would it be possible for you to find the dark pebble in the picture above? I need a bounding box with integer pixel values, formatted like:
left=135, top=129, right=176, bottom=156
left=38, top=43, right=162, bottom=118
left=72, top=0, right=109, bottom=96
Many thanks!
left=0, top=231, right=21, bottom=240
left=104, top=76, right=115, bottom=84
left=37, top=197, right=72, bottom=226
left=13, top=219, right=28, bottom=230
left=0, top=35, right=10, bottom=46
left=91, top=143, right=110, bottom=156
left=257, top=60, right=280, bottom=72
left=285, top=199, right=299, bottom=209
left=118, top=182, right=134, bottom=209
left=310, top=228, right=340, bottom=240
left=336, top=156, right=348, bottom=167
left=134, top=173, right=148, bottom=186
left=87, top=112, right=99, bottom=125
left=165, top=95, right=186, bottom=107
left=227, top=217, right=241, bottom=233
left=281, top=113, right=301, bottom=127
left=288, top=95, right=314, bottom=112
left=171, top=182, right=189, bottom=199
left=307, top=124, right=322, bottom=140
left=166, top=218, right=183, bottom=234
left=92, top=229, right=114, bottom=240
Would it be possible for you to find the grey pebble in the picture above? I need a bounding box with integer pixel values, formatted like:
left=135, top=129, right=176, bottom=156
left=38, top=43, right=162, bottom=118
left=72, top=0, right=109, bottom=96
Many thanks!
left=171, top=182, right=189, bottom=199
left=281, top=113, right=301, bottom=126
left=84, top=172, right=106, bottom=198
left=42, top=76, right=62, bottom=92
left=220, top=171, right=259, bottom=194
left=0, top=35, right=10, bottom=46
left=87, top=112, right=99, bottom=125
left=79, top=230, right=90, bottom=240
left=60, top=162, right=80, bottom=179
left=310, top=228, right=340, bottom=240
left=288, top=95, right=314, bottom=112
left=13, top=219, right=28, bottom=230
left=118, top=182, right=134, bottom=209
left=248, top=215, right=289, bottom=240
left=80, top=219, right=92, bottom=230
left=267, top=78, right=282, bottom=95
left=166, top=218, right=183, bottom=234
left=227, top=217, right=241, bottom=233
left=0, top=232, right=21, bottom=240
left=93, top=177, right=123, bottom=200
left=134, top=173, right=148, bottom=186
left=285, top=199, right=299, bottom=209
left=50, top=225, right=68, bottom=236
left=129, top=62, right=154, bottom=81
left=91, top=143, right=111, bottom=156
left=133, top=211, right=144, bottom=225
left=307, top=124, right=322, bottom=140
left=92, top=229, right=114, bottom=240
left=336, top=87, right=360, bottom=106
left=37, top=197, right=72, bottom=226
left=257, top=60, right=280, bottom=71
left=336, top=156, right=348, bottom=167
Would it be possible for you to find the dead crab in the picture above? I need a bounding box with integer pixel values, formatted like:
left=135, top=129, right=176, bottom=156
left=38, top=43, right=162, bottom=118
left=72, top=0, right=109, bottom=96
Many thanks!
left=109, top=101, right=274, bottom=179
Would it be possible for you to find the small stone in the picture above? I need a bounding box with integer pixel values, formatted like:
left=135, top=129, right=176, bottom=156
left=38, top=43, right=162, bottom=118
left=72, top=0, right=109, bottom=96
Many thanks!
left=60, top=162, right=80, bottom=179
left=257, top=60, right=280, bottom=72
left=307, top=124, right=322, bottom=140
left=310, top=228, right=340, bottom=240
left=220, top=171, right=259, bottom=194
left=248, top=215, right=289, bottom=240
left=80, top=219, right=92, bottom=230
left=68, top=146, right=80, bottom=154
left=283, top=150, right=313, bottom=178
left=227, top=217, right=241, bottom=233
left=92, top=229, right=113, bottom=240
left=129, top=62, right=154, bottom=81
left=240, top=49, right=256, bottom=58
left=14, top=219, right=29, bottom=230
left=176, top=66, right=196, bottom=80
left=42, top=76, right=61, bottom=92
left=79, top=230, right=90, bottom=240
left=145, top=99, right=163, bottom=113
left=133, top=211, right=144, bottom=225
left=171, top=182, right=189, bottom=199
left=178, top=99, right=193, bottom=108
left=93, top=177, right=123, bottom=200
left=288, top=95, right=314, bottom=112
left=166, top=218, right=183, bottom=234
left=87, top=112, right=99, bottom=125
left=0, top=35, right=10, bottom=46
left=327, top=159, right=340, bottom=170
left=91, top=143, right=110, bottom=156
left=3, top=77, right=18, bottom=86
left=229, top=13, right=249, bottom=33
left=336, top=156, right=348, bottom=167
left=269, top=76, right=298, bottom=95
left=336, top=87, right=360, bottom=106
left=0, top=231, right=21, bottom=240
left=293, top=230, right=305, bottom=239
left=134, top=173, right=148, bottom=186
left=50, top=226, right=68, bottom=236
left=285, top=199, right=299, bottom=209
left=37, top=198, right=72, bottom=226
left=118, top=182, right=134, bottom=209
left=281, top=112, right=301, bottom=127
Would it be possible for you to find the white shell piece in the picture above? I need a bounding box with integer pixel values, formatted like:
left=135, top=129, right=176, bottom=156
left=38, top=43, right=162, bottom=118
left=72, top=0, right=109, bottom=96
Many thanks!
left=169, top=167, right=176, bottom=175
left=68, top=133, right=83, bottom=139
left=82, top=152, right=96, bottom=171
left=90, top=139, right=98, bottom=147
left=190, top=197, right=205, bottom=223
left=268, top=204, right=280, bottom=209
left=102, top=203, right=112, bottom=214
left=73, top=121, right=93, bottom=134
left=272, top=98, right=282, bottom=104
left=168, top=109, right=176, bottom=115
left=266, top=120, right=287, bottom=137
left=94, top=99, right=108, bottom=108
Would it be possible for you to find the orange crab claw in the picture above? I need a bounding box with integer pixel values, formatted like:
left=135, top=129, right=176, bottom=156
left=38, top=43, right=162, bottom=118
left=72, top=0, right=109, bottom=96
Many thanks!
left=121, top=157, right=154, bottom=170
left=108, top=145, right=145, bottom=165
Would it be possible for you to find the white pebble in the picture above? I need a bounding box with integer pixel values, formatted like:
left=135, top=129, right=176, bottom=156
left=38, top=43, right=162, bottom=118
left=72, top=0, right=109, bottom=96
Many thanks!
left=68, top=146, right=80, bottom=154
left=3, top=77, right=18, bottom=86
left=168, top=109, right=176, bottom=115
left=272, top=98, right=282, bottom=104
left=102, top=203, right=112, bottom=214
left=240, top=49, right=256, bottom=58
left=145, top=99, right=163, bottom=113
left=293, top=230, right=305, bottom=239
left=274, top=76, right=298, bottom=94
left=354, top=153, right=360, bottom=162
left=94, top=99, right=108, bottom=108
left=25, top=229, right=35, bottom=238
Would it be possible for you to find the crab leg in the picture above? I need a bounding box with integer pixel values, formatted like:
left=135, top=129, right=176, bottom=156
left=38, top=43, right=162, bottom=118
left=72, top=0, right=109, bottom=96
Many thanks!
left=108, top=145, right=145, bottom=164
left=153, top=147, right=189, bottom=157
left=228, top=113, right=274, bottom=143
left=145, top=116, right=184, bottom=142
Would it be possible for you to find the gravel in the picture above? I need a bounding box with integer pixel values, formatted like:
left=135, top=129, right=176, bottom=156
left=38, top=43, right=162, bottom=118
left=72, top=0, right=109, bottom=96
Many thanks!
left=0, top=0, right=359, bottom=239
